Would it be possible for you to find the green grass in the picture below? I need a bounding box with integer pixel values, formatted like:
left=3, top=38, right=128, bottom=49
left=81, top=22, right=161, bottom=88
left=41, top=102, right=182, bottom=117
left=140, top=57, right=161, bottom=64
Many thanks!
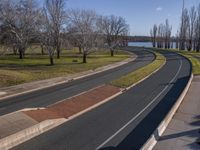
left=110, top=51, right=166, bottom=88
left=124, top=46, right=200, bottom=76
left=153, top=48, right=200, bottom=75
left=176, top=51, right=200, bottom=75
left=0, top=49, right=131, bottom=87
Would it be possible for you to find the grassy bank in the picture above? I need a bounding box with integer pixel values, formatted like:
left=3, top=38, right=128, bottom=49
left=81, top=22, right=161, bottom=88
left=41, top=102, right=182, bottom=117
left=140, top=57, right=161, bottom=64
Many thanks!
left=151, top=48, right=200, bottom=75
left=177, top=51, right=200, bottom=75
left=110, top=51, right=166, bottom=88
left=0, top=49, right=131, bottom=87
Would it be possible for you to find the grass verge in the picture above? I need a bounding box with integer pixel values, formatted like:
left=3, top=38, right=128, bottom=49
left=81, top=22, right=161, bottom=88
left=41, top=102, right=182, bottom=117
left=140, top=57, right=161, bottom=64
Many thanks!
left=153, top=48, right=200, bottom=75
left=0, top=49, right=131, bottom=87
left=110, top=51, right=166, bottom=88
left=177, top=51, right=200, bottom=75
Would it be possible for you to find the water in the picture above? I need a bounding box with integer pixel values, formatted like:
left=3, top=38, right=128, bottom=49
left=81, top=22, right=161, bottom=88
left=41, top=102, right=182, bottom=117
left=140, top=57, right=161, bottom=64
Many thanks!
left=128, top=42, right=153, bottom=47
left=128, top=42, right=176, bottom=48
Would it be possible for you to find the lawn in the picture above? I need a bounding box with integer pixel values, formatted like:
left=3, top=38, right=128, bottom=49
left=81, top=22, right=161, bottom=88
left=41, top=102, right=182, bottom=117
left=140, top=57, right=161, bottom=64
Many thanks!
left=0, top=48, right=131, bottom=87
left=110, top=51, right=166, bottom=88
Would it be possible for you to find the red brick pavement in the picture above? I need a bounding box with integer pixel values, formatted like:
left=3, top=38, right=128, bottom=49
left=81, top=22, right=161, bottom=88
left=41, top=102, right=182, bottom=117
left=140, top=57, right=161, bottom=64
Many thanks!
left=24, top=85, right=120, bottom=122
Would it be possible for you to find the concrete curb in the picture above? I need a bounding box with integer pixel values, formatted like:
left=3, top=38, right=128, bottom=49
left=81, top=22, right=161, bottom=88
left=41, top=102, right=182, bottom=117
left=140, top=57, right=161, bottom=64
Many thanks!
left=0, top=108, right=46, bottom=119
left=0, top=56, right=136, bottom=101
left=47, top=85, right=106, bottom=107
left=0, top=118, right=67, bottom=150
left=67, top=90, right=123, bottom=121
left=0, top=89, right=122, bottom=150
left=0, top=51, right=164, bottom=149
left=0, top=50, right=167, bottom=150
left=141, top=73, right=194, bottom=150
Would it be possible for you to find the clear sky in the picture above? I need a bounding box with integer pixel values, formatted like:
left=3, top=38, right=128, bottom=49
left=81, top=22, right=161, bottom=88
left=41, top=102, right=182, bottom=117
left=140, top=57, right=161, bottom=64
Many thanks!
left=65, top=0, right=200, bottom=36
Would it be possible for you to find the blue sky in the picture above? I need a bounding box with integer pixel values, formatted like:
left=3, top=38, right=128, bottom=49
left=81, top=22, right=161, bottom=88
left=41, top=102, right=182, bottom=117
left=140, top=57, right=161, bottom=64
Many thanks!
left=66, top=0, right=200, bottom=36
left=40, top=0, right=200, bottom=36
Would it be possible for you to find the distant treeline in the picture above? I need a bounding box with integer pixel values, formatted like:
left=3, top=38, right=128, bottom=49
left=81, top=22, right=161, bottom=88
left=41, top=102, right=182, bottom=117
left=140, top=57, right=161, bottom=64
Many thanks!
left=150, top=3, right=200, bottom=52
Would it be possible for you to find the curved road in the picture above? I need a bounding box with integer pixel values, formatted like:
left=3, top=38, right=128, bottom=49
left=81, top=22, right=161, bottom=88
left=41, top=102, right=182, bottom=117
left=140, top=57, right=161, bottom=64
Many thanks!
left=0, top=47, right=155, bottom=115
left=12, top=49, right=191, bottom=150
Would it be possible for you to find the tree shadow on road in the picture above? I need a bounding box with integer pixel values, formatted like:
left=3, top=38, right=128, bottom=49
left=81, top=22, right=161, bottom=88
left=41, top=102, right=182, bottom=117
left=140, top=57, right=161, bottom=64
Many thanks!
left=99, top=76, right=190, bottom=150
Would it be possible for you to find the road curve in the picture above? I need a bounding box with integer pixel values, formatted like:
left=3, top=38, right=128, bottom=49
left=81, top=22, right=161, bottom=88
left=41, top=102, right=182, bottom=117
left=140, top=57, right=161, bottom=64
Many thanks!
left=0, top=47, right=155, bottom=116
left=12, top=49, right=191, bottom=150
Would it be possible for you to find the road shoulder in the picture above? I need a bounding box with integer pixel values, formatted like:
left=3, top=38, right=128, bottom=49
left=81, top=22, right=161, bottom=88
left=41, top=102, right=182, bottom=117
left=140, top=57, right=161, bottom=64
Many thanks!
left=153, top=76, right=200, bottom=150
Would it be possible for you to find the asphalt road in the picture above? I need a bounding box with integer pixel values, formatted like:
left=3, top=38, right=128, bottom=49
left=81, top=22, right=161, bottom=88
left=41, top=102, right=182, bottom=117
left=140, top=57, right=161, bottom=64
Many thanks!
left=12, top=49, right=191, bottom=150
left=0, top=47, right=155, bottom=115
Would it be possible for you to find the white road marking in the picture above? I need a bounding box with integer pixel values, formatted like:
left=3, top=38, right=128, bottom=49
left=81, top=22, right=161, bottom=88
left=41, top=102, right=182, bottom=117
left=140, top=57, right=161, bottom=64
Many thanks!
left=96, top=58, right=183, bottom=150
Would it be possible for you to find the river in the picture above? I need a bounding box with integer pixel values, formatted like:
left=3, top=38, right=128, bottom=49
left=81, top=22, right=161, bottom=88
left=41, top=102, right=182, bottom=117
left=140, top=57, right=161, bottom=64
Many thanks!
left=128, top=42, right=176, bottom=48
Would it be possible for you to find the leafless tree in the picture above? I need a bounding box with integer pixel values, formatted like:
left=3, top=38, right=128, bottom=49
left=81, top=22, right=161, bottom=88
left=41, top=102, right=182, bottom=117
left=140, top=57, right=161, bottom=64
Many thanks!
left=175, top=30, right=179, bottom=49
left=68, top=9, right=100, bottom=63
left=66, top=25, right=84, bottom=54
left=98, top=15, right=129, bottom=56
left=150, top=24, right=157, bottom=48
left=187, top=6, right=196, bottom=51
left=195, top=4, right=200, bottom=52
left=0, top=0, right=39, bottom=59
left=179, top=8, right=189, bottom=50
left=44, top=0, right=66, bottom=59
left=157, top=23, right=165, bottom=48
left=164, top=19, right=172, bottom=49
left=37, top=7, right=55, bottom=65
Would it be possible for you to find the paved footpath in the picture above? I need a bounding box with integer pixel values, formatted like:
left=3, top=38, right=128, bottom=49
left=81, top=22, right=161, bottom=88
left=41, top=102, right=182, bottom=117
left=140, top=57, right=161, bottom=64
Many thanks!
left=154, top=76, right=200, bottom=150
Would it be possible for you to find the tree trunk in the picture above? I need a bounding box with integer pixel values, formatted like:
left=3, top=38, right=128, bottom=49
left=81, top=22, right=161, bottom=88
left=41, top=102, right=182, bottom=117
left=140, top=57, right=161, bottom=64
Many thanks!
left=196, top=43, right=200, bottom=52
left=83, top=53, right=87, bottom=63
left=153, top=42, right=155, bottom=48
left=180, top=40, right=185, bottom=50
left=176, top=41, right=179, bottom=49
left=50, top=57, right=54, bottom=65
left=193, top=41, right=196, bottom=51
left=110, top=49, right=114, bottom=57
left=188, top=40, right=192, bottom=51
left=41, top=44, right=44, bottom=55
left=56, top=43, right=60, bottom=59
left=18, top=47, right=25, bottom=59
left=79, top=46, right=82, bottom=54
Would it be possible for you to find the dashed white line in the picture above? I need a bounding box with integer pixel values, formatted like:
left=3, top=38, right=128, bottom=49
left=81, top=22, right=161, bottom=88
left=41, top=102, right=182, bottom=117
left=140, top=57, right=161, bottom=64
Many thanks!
left=96, top=58, right=183, bottom=150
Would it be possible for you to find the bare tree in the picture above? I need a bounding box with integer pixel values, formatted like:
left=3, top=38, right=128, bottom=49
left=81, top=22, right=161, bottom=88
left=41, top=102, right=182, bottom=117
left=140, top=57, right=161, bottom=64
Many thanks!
left=195, top=4, right=200, bottom=52
left=157, top=23, right=165, bottom=48
left=0, top=0, right=39, bottom=59
left=66, top=25, right=84, bottom=54
left=68, top=9, right=99, bottom=63
left=187, top=6, right=196, bottom=51
left=150, top=24, right=157, bottom=48
left=179, top=8, right=189, bottom=50
left=98, top=15, right=129, bottom=56
left=37, top=6, right=55, bottom=65
left=44, top=0, right=66, bottom=59
left=175, top=30, right=179, bottom=49
left=164, top=19, right=172, bottom=49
